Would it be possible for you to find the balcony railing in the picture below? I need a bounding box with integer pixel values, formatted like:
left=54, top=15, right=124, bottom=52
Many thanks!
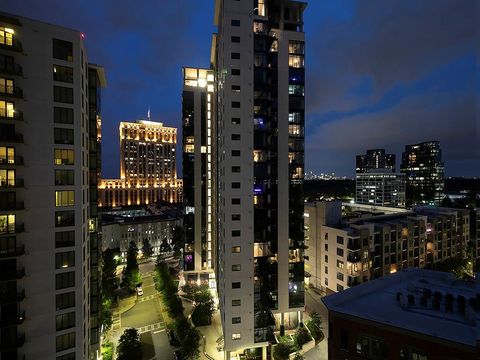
left=0, top=38, right=23, bottom=52
left=0, top=178, right=24, bottom=188
left=0, top=245, right=25, bottom=258
left=0, top=63, right=22, bottom=77
left=0, top=201, right=24, bottom=211
left=0, top=132, right=23, bottom=143
left=0, top=109, right=23, bottom=121
left=0, top=333, right=25, bottom=351
left=0, top=156, right=24, bottom=165
left=0, top=289, right=25, bottom=304
left=0, top=86, right=23, bottom=99
left=0, top=267, right=25, bottom=282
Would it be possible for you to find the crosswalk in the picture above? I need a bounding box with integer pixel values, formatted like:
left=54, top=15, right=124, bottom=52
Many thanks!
left=112, top=313, right=121, bottom=331
left=137, top=294, right=157, bottom=303
left=138, top=321, right=165, bottom=334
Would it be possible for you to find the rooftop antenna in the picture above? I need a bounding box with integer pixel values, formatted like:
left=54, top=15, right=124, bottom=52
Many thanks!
left=147, top=107, right=151, bottom=121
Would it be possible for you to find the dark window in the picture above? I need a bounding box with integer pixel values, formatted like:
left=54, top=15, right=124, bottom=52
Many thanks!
left=232, top=182, right=240, bottom=189
left=231, top=134, right=240, bottom=140
left=53, top=65, right=74, bottom=83
left=232, top=117, right=240, bottom=124
left=232, top=264, right=241, bottom=271
left=54, top=107, right=74, bottom=124
left=53, top=39, right=73, bottom=62
left=55, top=210, right=75, bottom=227
left=54, top=86, right=74, bottom=104
left=232, top=101, right=240, bottom=108
left=54, top=128, right=74, bottom=145
left=56, top=332, right=75, bottom=352
left=56, top=271, right=75, bottom=290
left=231, top=19, right=240, bottom=27
left=57, top=353, right=75, bottom=360
left=232, top=282, right=241, bottom=289
left=232, top=214, right=241, bottom=221
left=56, top=311, right=75, bottom=331
left=232, top=230, right=241, bottom=237
left=232, top=150, right=240, bottom=156
left=232, top=85, right=241, bottom=92
left=231, top=69, right=240, bottom=76
left=55, top=231, right=75, bottom=248
left=340, top=329, right=349, bottom=350
left=56, top=291, right=75, bottom=310
left=336, top=236, right=344, bottom=245
left=232, top=198, right=240, bottom=205
left=231, top=246, right=241, bottom=253
left=231, top=52, right=240, bottom=59
left=325, top=255, right=328, bottom=263
left=232, top=317, right=241, bottom=324
left=337, top=284, right=344, bottom=291
left=231, top=36, right=240, bottom=43
left=55, top=251, right=75, bottom=269
left=232, top=166, right=240, bottom=173
left=337, top=272, right=344, bottom=281
left=337, top=248, right=344, bottom=257
left=232, top=299, right=241, bottom=306
left=55, top=169, right=74, bottom=185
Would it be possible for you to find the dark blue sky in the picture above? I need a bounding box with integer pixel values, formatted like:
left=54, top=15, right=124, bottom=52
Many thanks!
left=5, top=0, right=479, bottom=177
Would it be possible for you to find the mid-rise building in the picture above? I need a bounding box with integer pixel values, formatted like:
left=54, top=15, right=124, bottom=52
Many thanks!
left=401, top=141, right=445, bottom=206
left=305, top=202, right=473, bottom=295
left=0, top=12, right=103, bottom=359
left=355, top=171, right=406, bottom=208
left=182, top=67, right=216, bottom=286
left=213, top=1, right=307, bottom=358
left=356, top=149, right=396, bottom=173
left=322, top=269, right=480, bottom=359
left=98, top=120, right=182, bottom=207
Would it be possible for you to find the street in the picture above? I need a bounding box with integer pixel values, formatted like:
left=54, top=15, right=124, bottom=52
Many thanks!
left=117, top=262, right=175, bottom=360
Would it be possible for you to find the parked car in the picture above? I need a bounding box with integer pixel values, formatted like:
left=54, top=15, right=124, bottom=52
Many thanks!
left=173, top=350, right=183, bottom=360
left=167, top=329, right=180, bottom=347
left=136, top=286, right=143, bottom=296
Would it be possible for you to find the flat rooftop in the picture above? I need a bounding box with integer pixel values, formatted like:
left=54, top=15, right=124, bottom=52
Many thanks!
left=322, top=269, right=480, bottom=348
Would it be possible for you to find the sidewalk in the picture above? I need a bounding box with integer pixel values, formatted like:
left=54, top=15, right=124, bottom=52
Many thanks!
left=197, top=309, right=224, bottom=360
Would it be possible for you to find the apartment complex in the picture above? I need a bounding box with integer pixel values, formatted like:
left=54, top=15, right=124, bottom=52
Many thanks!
left=0, top=12, right=104, bottom=359
left=182, top=67, right=216, bottom=286
left=401, top=141, right=445, bottom=206
left=305, top=202, right=474, bottom=295
left=356, top=171, right=406, bottom=208
left=214, top=1, right=307, bottom=358
left=322, top=269, right=480, bottom=359
left=356, top=149, right=396, bottom=173
left=99, top=120, right=182, bottom=207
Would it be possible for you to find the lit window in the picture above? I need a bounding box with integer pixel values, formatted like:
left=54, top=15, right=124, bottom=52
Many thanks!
left=55, top=191, right=75, bottom=207
left=0, top=214, right=15, bottom=234
left=0, top=100, right=14, bottom=118
left=232, top=333, right=241, bottom=340
left=289, top=55, right=304, bottom=68
left=0, top=27, right=14, bottom=46
left=54, top=149, right=74, bottom=165
left=0, top=78, right=13, bottom=94
left=0, top=169, right=15, bottom=186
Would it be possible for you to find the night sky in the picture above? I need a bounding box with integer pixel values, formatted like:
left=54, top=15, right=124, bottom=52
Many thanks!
left=4, top=0, right=479, bottom=177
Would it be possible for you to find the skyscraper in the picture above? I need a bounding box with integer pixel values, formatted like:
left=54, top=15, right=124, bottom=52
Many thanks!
left=401, top=141, right=445, bottom=206
left=356, top=149, right=396, bottom=173
left=214, top=1, right=307, bottom=358
left=98, top=120, right=182, bottom=207
left=182, top=67, right=216, bottom=287
left=356, top=171, right=406, bottom=208
left=0, top=12, right=104, bottom=359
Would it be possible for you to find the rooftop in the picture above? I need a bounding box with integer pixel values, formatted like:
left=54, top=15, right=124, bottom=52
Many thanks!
left=322, top=269, right=480, bottom=348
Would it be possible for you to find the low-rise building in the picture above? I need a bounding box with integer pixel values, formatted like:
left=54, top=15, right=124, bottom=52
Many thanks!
left=100, top=205, right=182, bottom=256
left=322, top=268, right=480, bottom=359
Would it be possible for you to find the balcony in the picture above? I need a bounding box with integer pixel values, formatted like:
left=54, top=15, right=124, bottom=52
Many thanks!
left=0, top=38, right=23, bottom=53
left=0, top=132, right=23, bottom=143
left=0, top=246, right=25, bottom=258
left=0, top=289, right=25, bottom=304
left=0, top=311, right=25, bottom=327
left=0, top=156, right=23, bottom=166
left=0, top=333, right=25, bottom=351
left=0, top=110, right=23, bottom=121
left=347, top=252, right=361, bottom=263
left=0, top=87, right=23, bottom=99
left=0, top=63, right=22, bottom=77
left=0, top=178, right=24, bottom=189
left=0, top=267, right=25, bottom=282
left=0, top=223, right=25, bottom=236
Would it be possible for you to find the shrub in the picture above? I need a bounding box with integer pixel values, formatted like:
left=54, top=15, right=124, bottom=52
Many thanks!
left=295, top=326, right=311, bottom=347
left=274, top=343, right=292, bottom=360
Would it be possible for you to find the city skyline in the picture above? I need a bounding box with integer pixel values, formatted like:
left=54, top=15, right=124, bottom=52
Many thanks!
left=2, top=0, right=478, bottom=178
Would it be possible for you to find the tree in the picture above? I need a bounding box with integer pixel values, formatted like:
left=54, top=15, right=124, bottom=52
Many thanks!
left=117, top=328, right=142, bottom=360
left=180, top=327, right=201, bottom=360
left=122, top=241, right=141, bottom=292
left=160, top=237, right=172, bottom=254
left=306, top=311, right=322, bottom=341
left=102, top=249, right=118, bottom=301
left=274, top=343, right=291, bottom=360
left=142, top=238, right=154, bottom=257
left=171, top=226, right=184, bottom=259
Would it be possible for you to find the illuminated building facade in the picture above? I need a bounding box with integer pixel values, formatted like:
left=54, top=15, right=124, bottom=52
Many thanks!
left=356, top=149, right=396, bottom=173
left=356, top=171, right=406, bottom=208
left=182, top=67, right=216, bottom=287
left=0, top=11, right=104, bottom=359
left=401, top=141, right=445, bottom=206
left=99, top=120, right=182, bottom=207
left=213, top=1, right=307, bottom=358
